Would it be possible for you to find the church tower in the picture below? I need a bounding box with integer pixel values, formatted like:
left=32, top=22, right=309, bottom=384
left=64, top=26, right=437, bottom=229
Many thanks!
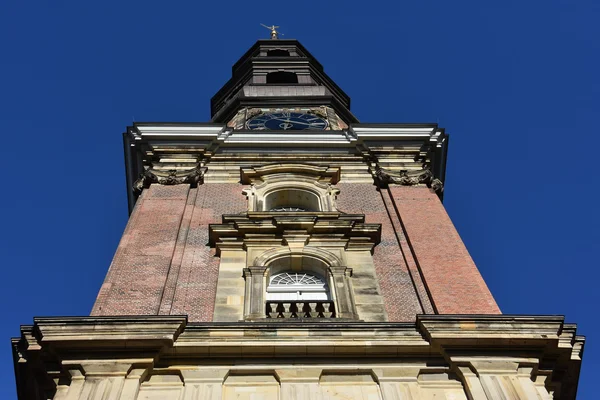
left=13, top=37, right=584, bottom=400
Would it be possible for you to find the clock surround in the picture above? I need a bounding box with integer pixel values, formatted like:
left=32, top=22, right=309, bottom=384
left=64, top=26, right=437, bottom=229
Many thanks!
left=246, top=110, right=328, bottom=131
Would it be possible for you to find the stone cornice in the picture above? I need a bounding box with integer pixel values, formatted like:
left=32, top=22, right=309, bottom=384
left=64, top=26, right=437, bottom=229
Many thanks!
left=123, top=122, right=449, bottom=212
left=13, top=315, right=584, bottom=399
left=31, top=316, right=187, bottom=349
left=240, top=164, right=340, bottom=184
left=16, top=315, right=583, bottom=351
left=209, top=212, right=381, bottom=254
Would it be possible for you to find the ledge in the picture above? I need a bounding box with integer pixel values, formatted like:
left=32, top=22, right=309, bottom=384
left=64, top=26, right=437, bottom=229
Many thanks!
left=13, top=314, right=584, bottom=399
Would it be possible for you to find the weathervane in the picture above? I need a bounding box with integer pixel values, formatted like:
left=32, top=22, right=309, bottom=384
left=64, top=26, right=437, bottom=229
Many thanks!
left=261, top=24, right=283, bottom=40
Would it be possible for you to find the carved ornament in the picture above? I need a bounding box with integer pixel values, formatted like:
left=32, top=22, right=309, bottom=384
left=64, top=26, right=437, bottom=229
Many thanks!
left=133, top=165, right=207, bottom=194
left=375, top=166, right=443, bottom=193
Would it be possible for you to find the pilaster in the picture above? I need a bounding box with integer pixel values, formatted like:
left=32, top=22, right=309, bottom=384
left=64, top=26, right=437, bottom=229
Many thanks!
left=372, top=367, right=421, bottom=400
left=276, top=369, right=323, bottom=400
left=243, top=266, right=268, bottom=320
left=329, top=266, right=358, bottom=319
left=180, top=369, right=227, bottom=400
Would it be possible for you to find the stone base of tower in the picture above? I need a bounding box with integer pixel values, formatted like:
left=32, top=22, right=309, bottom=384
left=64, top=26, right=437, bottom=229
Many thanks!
left=13, top=315, right=583, bottom=399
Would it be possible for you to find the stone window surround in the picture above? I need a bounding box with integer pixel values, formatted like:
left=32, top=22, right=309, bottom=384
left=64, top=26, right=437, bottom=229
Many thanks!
left=244, top=178, right=338, bottom=212
left=242, top=247, right=357, bottom=320
left=241, top=164, right=341, bottom=213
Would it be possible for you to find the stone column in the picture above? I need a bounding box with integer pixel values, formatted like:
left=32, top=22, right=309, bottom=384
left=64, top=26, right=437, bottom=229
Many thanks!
left=276, top=368, right=323, bottom=400
left=243, top=266, right=267, bottom=320
left=329, top=266, right=358, bottom=319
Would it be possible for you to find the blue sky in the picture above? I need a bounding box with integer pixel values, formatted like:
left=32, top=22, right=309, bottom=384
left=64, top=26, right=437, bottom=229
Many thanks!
left=1, top=0, right=598, bottom=398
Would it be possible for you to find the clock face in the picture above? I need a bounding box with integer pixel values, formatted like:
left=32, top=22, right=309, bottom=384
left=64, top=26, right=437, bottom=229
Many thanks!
left=246, top=112, right=328, bottom=131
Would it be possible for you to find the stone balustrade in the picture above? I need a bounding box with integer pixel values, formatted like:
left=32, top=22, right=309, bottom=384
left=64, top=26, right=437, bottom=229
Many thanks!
left=265, top=300, right=336, bottom=318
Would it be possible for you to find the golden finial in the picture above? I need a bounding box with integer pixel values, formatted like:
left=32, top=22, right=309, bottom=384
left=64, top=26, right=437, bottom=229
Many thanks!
left=261, top=24, right=283, bottom=40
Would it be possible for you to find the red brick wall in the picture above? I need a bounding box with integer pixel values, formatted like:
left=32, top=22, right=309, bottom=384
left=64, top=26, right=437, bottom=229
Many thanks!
left=389, top=185, right=500, bottom=314
left=168, top=183, right=246, bottom=321
left=336, top=183, right=425, bottom=321
left=91, top=185, right=190, bottom=316
left=92, top=180, right=499, bottom=322
left=91, top=183, right=246, bottom=321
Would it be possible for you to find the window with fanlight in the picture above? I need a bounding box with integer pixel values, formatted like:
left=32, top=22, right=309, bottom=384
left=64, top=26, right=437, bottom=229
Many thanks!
left=266, top=272, right=330, bottom=301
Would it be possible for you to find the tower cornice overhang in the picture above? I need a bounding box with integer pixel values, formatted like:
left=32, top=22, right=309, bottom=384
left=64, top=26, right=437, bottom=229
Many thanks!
left=123, top=122, right=448, bottom=213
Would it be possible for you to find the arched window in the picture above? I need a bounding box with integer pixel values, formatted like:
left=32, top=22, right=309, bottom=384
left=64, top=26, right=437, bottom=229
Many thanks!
left=266, top=71, right=298, bottom=84
left=267, top=272, right=330, bottom=301
left=269, top=206, right=307, bottom=212
left=264, top=188, right=320, bottom=212
left=267, top=49, right=290, bottom=57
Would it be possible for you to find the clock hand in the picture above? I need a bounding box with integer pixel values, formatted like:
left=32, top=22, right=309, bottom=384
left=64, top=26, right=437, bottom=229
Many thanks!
left=272, top=118, right=324, bottom=126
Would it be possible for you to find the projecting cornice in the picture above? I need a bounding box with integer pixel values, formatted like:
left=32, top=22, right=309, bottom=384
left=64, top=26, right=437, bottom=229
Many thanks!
left=209, top=212, right=381, bottom=254
left=123, top=122, right=448, bottom=213
left=240, top=164, right=340, bottom=184
left=125, top=123, right=445, bottom=148
left=13, top=315, right=584, bottom=400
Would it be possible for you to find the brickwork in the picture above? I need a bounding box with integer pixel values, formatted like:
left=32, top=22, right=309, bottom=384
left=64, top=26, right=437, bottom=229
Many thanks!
left=336, top=183, right=423, bottom=321
left=157, top=188, right=198, bottom=315
left=389, top=185, right=500, bottom=314
left=92, top=181, right=498, bottom=321
left=378, top=188, right=434, bottom=314
left=169, top=183, right=246, bottom=321
left=91, top=184, right=190, bottom=316
left=91, top=183, right=246, bottom=321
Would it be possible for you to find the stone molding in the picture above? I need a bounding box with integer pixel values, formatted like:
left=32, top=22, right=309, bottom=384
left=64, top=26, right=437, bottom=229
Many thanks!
left=132, top=165, right=207, bottom=194
left=252, top=246, right=343, bottom=268
left=123, top=122, right=448, bottom=213
left=241, top=164, right=341, bottom=213
left=13, top=315, right=584, bottom=400
left=209, top=212, right=381, bottom=254
left=240, top=164, right=340, bottom=185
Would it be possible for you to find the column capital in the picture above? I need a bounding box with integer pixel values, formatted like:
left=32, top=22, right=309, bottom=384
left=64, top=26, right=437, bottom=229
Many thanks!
left=243, top=265, right=267, bottom=278
left=329, top=266, right=352, bottom=277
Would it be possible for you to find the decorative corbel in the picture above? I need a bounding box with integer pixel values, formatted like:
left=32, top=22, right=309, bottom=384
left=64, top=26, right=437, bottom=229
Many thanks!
left=133, top=169, right=158, bottom=194
left=133, top=165, right=207, bottom=194
left=375, top=165, right=443, bottom=193
left=431, top=178, right=444, bottom=193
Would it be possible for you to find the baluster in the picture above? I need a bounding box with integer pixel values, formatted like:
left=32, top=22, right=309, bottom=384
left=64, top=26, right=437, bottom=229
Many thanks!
left=328, top=302, right=336, bottom=318
left=302, top=302, right=312, bottom=318
left=315, top=302, right=325, bottom=318
left=276, top=302, right=286, bottom=318
left=289, top=302, right=298, bottom=318
left=266, top=302, right=273, bottom=318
